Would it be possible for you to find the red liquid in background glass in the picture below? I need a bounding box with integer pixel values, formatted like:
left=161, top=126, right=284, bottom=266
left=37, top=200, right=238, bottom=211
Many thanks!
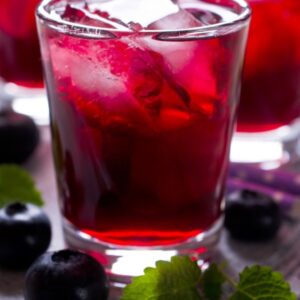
left=0, top=0, right=43, bottom=88
left=44, top=4, right=246, bottom=246
left=237, top=0, right=300, bottom=132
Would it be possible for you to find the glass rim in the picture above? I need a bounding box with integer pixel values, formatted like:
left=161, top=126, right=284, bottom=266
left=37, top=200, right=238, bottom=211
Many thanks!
left=36, top=0, right=251, bottom=39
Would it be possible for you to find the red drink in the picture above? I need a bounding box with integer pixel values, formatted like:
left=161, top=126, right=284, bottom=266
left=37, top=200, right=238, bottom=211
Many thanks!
left=37, top=0, right=249, bottom=247
left=0, top=0, right=43, bottom=88
left=237, top=0, right=300, bottom=132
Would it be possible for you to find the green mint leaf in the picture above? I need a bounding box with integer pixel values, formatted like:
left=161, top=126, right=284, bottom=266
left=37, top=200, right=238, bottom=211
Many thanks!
left=120, top=256, right=297, bottom=300
left=0, top=165, right=44, bottom=207
left=229, top=265, right=297, bottom=300
left=202, top=263, right=226, bottom=300
left=121, top=256, right=203, bottom=300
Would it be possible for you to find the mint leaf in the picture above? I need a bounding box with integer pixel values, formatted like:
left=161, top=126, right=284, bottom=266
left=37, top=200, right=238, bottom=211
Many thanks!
left=202, top=263, right=225, bottom=300
left=229, top=265, right=297, bottom=300
left=121, top=256, right=202, bottom=300
left=0, top=165, right=43, bottom=207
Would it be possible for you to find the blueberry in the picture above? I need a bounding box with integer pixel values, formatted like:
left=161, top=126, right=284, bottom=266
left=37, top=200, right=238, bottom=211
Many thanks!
left=224, top=189, right=281, bottom=241
left=25, top=250, right=109, bottom=300
left=0, top=110, right=39, bottom=164
left=0, top=202, right=51, bottom=268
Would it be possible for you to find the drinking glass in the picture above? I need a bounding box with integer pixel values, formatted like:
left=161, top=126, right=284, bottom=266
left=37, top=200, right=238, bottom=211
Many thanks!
left=0, top=0, right=49, bottom=124
left=231, top=0, right=300, bottom=166
left=36, top=0, right=250, bottom=282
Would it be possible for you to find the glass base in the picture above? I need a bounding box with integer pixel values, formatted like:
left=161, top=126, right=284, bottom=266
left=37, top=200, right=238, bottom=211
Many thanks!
left=63, top=217, right=223, bottom=285
left=1, top=81, right=49, bottom=126
left=230, top=120, right=300, bottom=168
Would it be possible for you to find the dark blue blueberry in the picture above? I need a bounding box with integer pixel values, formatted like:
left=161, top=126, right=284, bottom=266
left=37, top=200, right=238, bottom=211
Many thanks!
left=0, top=110, right=39, bottom=164
left=224, top=189, right=281, bottom=241
left=25, top=250, right=109, bottom=300
left=0, top=202, right=51, bottom=268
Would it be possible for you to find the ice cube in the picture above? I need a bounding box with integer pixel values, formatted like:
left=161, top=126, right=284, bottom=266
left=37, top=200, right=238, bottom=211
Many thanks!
left=51, top=36, right=161, bottom=131
left=49, top=36, right=92, bottom=82
left=143, top=10, right=203, bottom=74
left=143, top=10, right=217, bottom=104
left=50, top=36, right=129, bottom=102
left=70, top=48, right=151, bottom=127
left=91, top=0, right=180, bottom=28
left=70, top=55, right=127, bottom=102
left=148, top=9, right=203, bottom=30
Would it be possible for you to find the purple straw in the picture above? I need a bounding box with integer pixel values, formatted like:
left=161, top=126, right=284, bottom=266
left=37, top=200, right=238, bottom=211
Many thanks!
left=229, top=163, right=300, bottom=196
left=226, top=177, right=300, bottom=215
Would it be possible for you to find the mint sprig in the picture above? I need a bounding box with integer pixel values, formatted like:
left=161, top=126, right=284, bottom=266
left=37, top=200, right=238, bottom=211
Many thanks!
left=121, top=257, right=296, bottom=300
left=0, top=165, right=44, bottom=207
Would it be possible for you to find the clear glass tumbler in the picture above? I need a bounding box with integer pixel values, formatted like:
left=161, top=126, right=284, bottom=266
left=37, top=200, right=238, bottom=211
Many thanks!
left=36, top=0, right=250, bottom=282
left=231, top=0, right=300, bottom=166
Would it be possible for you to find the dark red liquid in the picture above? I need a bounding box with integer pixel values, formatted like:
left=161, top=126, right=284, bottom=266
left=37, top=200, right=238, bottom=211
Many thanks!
left=40, top=4, right=248, bottom=246
left=0, top=0, right=43, bottom=88
left=237, top=0, right=300, bottom=132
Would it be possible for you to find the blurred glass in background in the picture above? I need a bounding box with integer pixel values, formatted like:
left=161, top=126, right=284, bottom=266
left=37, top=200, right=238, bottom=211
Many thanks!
left=0, top=0, right=49, bottom=125
left=231, top=0, right=300, bottom=166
